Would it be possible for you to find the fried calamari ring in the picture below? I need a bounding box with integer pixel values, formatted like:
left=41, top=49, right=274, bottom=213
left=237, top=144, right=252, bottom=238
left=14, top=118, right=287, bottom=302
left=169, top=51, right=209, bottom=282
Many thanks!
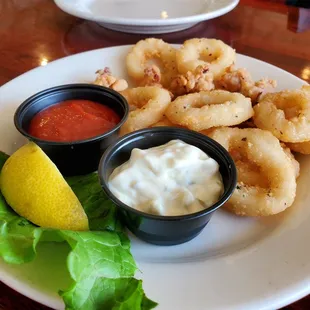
left=208, top=127, right=297, bottom=216
left=126, top=38, right=178, bottom=88
left=253, top=85, right=310, bottom=142
left=235, top=118, right=257, bottom=129
left=151, top=117, right=176, bottom=127
left=281, top=143, right=300, bottom=178
left=120, top=86, right=171, bottom=135
left=165, top=90, right=253, bottom=131
left=176, top=38, right=236, bottom=78
left=286, top=140, right=310, bottom=155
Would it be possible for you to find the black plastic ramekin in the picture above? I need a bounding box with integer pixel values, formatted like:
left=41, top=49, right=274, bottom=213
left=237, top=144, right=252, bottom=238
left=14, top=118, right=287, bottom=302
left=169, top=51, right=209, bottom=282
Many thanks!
left=14, top=84, right=129, bottom=176
left=99, top=127, right=237, bottom=246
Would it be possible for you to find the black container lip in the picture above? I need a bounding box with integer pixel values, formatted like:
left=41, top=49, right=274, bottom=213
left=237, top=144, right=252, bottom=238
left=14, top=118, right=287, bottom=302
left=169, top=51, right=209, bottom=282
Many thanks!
left=14, top=83, right=129, bottom=146
left=99, top=127, right=237, bottom=222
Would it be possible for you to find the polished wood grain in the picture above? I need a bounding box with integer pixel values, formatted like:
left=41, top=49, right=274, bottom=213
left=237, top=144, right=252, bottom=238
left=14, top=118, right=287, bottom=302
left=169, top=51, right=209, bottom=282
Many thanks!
left=0, top=0, right=310, bottom=309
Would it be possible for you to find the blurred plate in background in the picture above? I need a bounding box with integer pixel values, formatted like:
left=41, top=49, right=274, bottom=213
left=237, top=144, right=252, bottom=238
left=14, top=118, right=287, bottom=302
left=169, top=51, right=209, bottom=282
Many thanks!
left=54, top=0, right=239, bottom=34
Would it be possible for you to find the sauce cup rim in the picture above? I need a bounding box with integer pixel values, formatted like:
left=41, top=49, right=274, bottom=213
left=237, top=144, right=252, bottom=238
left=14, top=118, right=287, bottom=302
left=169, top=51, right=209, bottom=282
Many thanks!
left=14, top=83, right=129, bottom=146
left=99, top=127, right=237, bottom=222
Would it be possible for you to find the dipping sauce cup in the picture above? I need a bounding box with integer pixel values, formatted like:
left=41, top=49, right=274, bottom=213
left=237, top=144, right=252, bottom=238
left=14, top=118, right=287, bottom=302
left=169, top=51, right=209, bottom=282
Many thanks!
left=99, top=127, right=237, bottom=246
left=14, top=84, right=129, bottom=176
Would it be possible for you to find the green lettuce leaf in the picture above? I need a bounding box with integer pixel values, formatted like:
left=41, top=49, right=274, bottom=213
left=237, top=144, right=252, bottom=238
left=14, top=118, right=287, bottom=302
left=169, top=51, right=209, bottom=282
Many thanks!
left=59, top=230, right=156, bottom=310
left=0, top=151, right=9, bottom=168
left=0, top=191, right=43, bottom=264
left=66, top=173, right=123, bottom=233
left=0, top=151, right=157, bottom=310
left=61, top=277, right=157, bottom=310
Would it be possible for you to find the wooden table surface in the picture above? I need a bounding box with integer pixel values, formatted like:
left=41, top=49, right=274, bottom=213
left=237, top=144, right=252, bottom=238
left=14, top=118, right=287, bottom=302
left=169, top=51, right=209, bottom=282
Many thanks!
left=0, top=0, right=310, bottom=309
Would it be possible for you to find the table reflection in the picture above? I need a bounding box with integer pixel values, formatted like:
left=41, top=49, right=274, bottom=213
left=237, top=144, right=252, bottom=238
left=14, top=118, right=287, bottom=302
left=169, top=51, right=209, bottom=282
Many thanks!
left=61, top=20, right=233, bottom=55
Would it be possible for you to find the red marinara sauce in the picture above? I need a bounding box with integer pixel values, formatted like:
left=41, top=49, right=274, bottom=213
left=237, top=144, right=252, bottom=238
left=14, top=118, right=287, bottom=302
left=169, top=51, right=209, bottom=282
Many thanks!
left=28, top=99, right=121, bottom=142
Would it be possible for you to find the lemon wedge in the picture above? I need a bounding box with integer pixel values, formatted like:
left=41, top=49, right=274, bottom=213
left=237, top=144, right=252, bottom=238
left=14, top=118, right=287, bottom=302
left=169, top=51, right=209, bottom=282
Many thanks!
left=0, top=142, right=89, bottom=231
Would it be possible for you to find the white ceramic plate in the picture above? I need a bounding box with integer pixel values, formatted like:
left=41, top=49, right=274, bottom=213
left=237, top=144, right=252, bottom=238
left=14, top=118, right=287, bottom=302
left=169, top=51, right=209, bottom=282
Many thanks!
left=0, top=45, right=310, bottom=310
left=54, top=0, right=239, bottom=34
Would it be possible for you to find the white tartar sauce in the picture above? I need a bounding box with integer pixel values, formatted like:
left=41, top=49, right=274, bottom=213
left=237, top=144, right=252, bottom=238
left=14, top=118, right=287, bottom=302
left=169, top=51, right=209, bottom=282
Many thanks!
left=108, top=139, right=224, bottom=216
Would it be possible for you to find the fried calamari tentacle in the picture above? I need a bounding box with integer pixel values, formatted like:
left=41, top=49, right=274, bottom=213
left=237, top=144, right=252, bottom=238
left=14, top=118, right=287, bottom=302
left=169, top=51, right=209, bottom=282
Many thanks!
left=169, top=65, right=215, bottom=96
left=253, top=85, right=310, bottom=142
left=93, top=67, right=128, bottom=91
left=208, top=127, right=297, bottom=216
left=215, top=65, right=277, bottom=103
left=140, top=65, right=162, bottom=87
left=165, top=90, right=253, bottom=131
left=120, top=86, right=171, bottom=135
left=176, top=38, right=236, bottom=78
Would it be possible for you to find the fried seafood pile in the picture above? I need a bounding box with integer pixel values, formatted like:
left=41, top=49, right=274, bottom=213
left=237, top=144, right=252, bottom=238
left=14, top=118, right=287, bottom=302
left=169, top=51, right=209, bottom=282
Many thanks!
left=93, top=38, right=310, bottom=218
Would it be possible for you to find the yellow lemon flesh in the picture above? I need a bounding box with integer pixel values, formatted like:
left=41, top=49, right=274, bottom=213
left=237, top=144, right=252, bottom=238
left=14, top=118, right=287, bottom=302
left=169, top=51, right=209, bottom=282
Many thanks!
left=0, top=142, right=89, bottom=231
